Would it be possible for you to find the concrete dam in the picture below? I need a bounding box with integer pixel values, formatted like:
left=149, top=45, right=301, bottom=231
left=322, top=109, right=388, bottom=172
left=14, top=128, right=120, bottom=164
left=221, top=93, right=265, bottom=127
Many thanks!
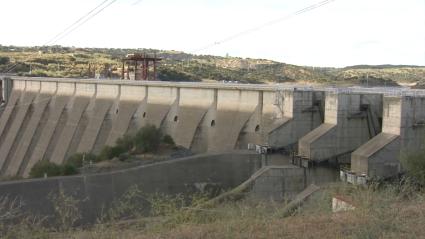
left=0, top=76, right=424, bottom=179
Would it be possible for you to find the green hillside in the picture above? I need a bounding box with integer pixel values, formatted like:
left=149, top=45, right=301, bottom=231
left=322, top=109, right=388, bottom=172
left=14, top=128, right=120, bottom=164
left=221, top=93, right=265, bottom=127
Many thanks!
left=0, top=45, right=424, bottom=86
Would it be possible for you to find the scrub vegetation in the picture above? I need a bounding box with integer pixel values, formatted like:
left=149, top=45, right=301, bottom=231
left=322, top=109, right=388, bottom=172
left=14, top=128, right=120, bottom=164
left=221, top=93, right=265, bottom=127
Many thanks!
left=28, top=125, right=176, bottom=178
left=1, top=45, right=424, bottom=85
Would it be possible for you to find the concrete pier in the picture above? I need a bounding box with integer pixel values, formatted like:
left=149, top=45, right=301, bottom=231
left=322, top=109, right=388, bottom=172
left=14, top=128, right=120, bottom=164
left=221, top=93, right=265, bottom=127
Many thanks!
left=268, top=89, right=324, bottom=149
left=298, top=91, right=382, bottom=162
left=351, top=95, right=425, bottom=178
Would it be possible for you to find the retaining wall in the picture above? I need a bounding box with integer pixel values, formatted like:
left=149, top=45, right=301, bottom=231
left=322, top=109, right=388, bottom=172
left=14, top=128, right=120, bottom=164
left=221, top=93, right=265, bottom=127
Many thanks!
left=0, top=151, right=261, bottom=224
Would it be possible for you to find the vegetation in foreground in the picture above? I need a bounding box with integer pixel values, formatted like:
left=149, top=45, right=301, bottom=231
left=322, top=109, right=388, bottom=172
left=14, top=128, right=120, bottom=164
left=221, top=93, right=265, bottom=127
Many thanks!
left=29, top=125, right=176, bottom=178
left=1, top=45, right=424, bottom=85
left=2, top=180, right=425, bottom=239
left=5, top=128, right=425, bottom=238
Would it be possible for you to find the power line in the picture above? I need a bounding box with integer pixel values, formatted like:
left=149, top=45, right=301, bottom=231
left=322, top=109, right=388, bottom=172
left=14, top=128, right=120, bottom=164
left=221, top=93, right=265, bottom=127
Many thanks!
left=191, top=0, right=337, bottom=54
left=2, top=0, right=118, bottom=73
left=49, top=0, right=118, bottom=45
left=44, top=0, right=111, bottom=46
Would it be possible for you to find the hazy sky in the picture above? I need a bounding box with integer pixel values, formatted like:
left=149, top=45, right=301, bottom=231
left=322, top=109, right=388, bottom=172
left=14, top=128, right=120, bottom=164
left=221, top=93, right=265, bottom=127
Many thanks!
left=1, top=0, right=424, bottom=67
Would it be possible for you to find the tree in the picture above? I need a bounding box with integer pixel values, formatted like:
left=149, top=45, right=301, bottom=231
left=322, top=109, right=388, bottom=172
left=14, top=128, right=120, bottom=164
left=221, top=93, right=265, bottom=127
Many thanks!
left=133, top=125, right=162, bottom=153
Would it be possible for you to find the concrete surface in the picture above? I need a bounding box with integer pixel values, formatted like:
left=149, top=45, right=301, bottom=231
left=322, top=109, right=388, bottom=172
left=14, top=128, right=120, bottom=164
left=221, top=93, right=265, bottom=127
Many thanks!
left=0, top=76, right=424, bottom=179
left=269, top=90, right=324, bottom=149
left=298, top=92, right=383, bottom=161
left=0, top=151, right=260, bottom=224
left=351, top=95, right=425, bottom=178
left=250, top=165, right=306, bottom=201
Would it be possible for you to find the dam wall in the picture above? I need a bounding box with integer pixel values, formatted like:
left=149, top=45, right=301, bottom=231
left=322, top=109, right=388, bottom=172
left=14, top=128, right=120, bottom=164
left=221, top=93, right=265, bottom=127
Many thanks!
left=1, top=76, right=425, bottom=179
left=0, top=77, right=283, bottom=177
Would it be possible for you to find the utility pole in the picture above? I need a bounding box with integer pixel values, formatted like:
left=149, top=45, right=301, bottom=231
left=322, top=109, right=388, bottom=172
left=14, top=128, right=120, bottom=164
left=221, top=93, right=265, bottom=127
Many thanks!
left=366, top=73, right=369, bottom=87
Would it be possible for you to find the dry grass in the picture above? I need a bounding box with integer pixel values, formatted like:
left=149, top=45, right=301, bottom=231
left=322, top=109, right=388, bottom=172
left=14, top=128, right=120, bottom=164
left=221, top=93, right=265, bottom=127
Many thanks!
left=3, top=182, right=425, bottom=239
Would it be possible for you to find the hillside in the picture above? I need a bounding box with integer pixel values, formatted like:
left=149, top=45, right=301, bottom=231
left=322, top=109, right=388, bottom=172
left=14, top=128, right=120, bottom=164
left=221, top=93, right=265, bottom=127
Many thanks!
left=0, top=45, right=424, bottom=86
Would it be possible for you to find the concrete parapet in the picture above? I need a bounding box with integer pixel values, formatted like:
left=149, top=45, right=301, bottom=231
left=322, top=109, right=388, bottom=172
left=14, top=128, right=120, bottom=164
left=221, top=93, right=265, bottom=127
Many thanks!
left=119, top=85, right=146, bottom=101
left=351, top=96, right=425, bottom=178
left=95, top=84, right=119, bottom=99
left=57, top=82, right=75, bottom=96
left=13, top=80, right=26, bottom=90
left=75, top=83, right=96, bottom=97
left=40, top=81, right=57, bottom=94
left=298, top=92, right=382, bottom=161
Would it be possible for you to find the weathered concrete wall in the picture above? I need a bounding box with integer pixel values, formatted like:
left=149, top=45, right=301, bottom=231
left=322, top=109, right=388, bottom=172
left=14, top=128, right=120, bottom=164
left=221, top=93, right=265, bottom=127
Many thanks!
left=250, top=165, right=306, bottom=201
left=5, top=82, right=56, bottom=176
left=268, top=90, right=324, bottom=148
left=298, top=92, right=382, bottom=161
left=1, top=76, right=424, bottom=179
left=352, top=95, right=425, bottom=178
left=50, top=83, right=96, bottom=164
left=171, top=88, right=215, bottom=148
left=0, top=81, right=40, bottom=173
left=104, top=85, right=146, bottom=147
left=0, top=152, right=261, bottom=224
left=0, top=77, right=283, bottom=176
left=76, top=84, right=119, bottom=153
left=208, top=89, right=260, bottom=152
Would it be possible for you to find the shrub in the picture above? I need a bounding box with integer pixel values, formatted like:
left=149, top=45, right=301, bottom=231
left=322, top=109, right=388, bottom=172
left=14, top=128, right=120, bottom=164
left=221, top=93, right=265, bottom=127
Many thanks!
left=116, top=134, right=134, bottom=151
left=61, top=163, right=78, bottom=176
left=118, top=152, right=130, bottom=162
left=97, top=146, right=114, bottom=162
left=29, top=160, right=62, bottom=178
left=110, top=145, right=126, bottom=158
left=66, top=153, right=96, bottom=167
left=97, top=145, right=126, bottom=161
left=401, top=147, right=425, bottom=185
left=162, top=134, right=175, bottom=146
left=0, top=56, right=9, bottom=65
left=133, top=125, right=162, bottom=153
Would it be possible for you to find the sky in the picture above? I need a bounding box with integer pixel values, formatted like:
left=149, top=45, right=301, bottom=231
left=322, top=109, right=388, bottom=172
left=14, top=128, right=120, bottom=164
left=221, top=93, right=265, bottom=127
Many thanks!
left=0, top=0, right=424, bottom=67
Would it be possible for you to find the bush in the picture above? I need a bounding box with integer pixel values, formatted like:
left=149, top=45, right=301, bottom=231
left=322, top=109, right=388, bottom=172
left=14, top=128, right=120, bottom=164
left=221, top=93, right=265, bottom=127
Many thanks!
left=66, top=153, right=96, bottom=167
left=29, top=160, right=62, bottom=178
left=29, top=160, right=80, bottom=178
left=133, top=125, right=162, bottom=153
left=0, top=56, right=9, bottom=65
left=97, top=145, right=126, bottom=161
left=97, top=146, right=114, bottom=162
left=110, top=145, right=126, bottom=158
left=162, top=134, right=175, bottom=146
left=401, top=147, right=425, bottom=185
left=116, top=134, right=134, bottom=151
left=61, top=163, right=78, bottom=176
left=118, top=152, right=130, bottom=162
